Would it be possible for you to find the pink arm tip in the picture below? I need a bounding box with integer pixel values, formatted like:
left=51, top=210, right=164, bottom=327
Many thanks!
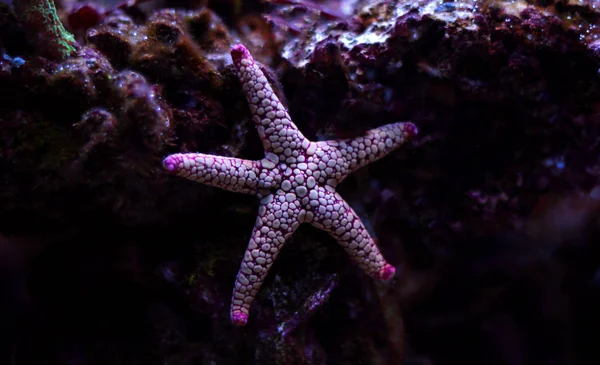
left=162, top=155, right=179, bottom=173
left=231, top=311, right=249, bottom=326
left=378, top=263, right=396, bottom=281
left=404, top=122, right=419, bottom=138
left=231, top=44, right=251, bottom=63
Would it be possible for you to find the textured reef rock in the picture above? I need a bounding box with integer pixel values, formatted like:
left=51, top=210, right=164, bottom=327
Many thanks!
left=0, top=0, right=599, bottom=364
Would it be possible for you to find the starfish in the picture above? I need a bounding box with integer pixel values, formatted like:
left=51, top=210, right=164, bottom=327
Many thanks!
left=163, top=44, right=418, bottom=326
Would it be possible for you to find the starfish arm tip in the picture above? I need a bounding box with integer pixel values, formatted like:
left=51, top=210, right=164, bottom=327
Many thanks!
left=229, top=43, right=302, bottom=153
left=328, top=120, right=418, bottom=180
left=231, top=44, right=250, bottom=62
left=378, top=263, right=396, bottom=281
left=162, top=155, right=180, bottom=173
left=403, top=122, right=419, bottom=138
left=231, top=311, right=249, bottom=326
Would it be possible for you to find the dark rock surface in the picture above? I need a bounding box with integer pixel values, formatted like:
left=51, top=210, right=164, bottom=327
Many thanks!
left=0, top=0, right=599, bottom=364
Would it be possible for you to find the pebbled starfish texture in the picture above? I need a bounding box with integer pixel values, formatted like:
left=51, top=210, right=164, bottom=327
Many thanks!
left=163, top=44, right=418, bottom=326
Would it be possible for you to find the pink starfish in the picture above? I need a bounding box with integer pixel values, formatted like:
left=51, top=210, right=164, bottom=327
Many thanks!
left=163, top=44, right=418, bottom=326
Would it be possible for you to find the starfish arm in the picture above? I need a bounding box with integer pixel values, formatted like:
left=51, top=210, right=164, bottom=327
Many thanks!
left=319, top=122, right=418, bottom=183
left=230, top=192, right=302, bottom=326
left=231, top=44, right=309, bottom=157
left=162, top=153, right=262, bottom=194
left=308, top=186, right=395, bottom=280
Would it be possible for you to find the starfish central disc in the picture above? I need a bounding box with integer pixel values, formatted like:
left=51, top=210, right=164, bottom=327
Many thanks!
left=163, top=44, right=418, bottom=326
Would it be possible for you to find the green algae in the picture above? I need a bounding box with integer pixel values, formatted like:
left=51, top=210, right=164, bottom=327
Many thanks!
left=13, top=0, right=77, bottom=60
